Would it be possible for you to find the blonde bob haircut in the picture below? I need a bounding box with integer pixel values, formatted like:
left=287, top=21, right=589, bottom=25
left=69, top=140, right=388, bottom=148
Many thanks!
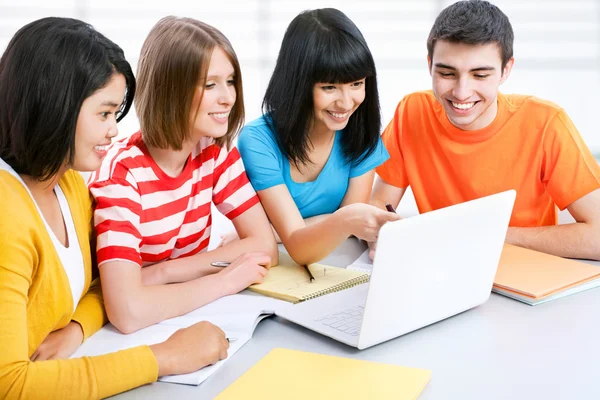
left=136, top=16, right=244, bottom=150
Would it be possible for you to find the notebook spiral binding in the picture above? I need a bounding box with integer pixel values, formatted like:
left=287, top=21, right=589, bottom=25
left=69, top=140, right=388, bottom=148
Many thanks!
left=301, top=275, right=370, bottom=301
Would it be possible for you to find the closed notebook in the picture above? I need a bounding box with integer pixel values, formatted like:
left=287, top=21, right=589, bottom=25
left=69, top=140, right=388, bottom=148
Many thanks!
left=215, top=348, right=431, bottom=400
left=248, top=253, right=369, bottom=303
left=493, top=244, right=600, bottom=305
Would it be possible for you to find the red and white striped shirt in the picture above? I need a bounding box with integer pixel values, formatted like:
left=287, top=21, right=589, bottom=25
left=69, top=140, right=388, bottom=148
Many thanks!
left=88, top=132, right=259, bottom=267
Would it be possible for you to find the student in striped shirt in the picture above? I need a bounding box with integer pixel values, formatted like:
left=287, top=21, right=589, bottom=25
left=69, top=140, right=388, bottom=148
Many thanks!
left=88, top=16, right=278, bottom=334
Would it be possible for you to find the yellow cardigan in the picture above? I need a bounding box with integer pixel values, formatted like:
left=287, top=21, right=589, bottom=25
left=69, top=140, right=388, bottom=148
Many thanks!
left=0, top=169, right=158, bottom=399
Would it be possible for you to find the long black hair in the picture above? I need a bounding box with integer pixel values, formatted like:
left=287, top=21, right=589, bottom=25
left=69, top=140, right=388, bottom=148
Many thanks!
left=0, top=17, right=135, bottom=180
left=262, top=8, right=381, bottom=167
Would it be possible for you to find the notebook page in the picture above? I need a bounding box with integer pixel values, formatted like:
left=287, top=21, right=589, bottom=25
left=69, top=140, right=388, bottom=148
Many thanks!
left=71, top=293, right=283, bottom=385
left=347, top=249, right=373, bottom=274
left=248, top=253, right=369, bottom=303
left=71, top=323, right=251, bottom=385
left=159, top=292, right=289, bottom=329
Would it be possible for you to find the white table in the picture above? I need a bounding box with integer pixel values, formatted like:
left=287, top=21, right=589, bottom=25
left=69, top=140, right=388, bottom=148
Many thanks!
left=114, top=239, right=600, bottom=400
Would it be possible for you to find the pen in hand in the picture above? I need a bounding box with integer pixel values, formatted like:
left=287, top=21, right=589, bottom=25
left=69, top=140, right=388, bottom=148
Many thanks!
left=304, top=265, right=315, bottom=283
left=211, top=261, right=269, bottom=268
left=212, top=260, right=315, bottom=281
left=385, top=203, right=397, bottom=213
left=211, top=261, right=231, bottom=267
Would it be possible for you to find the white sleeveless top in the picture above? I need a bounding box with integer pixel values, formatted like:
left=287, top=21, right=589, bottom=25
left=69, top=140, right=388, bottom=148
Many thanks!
left=0, top=158, right=85, bottom=311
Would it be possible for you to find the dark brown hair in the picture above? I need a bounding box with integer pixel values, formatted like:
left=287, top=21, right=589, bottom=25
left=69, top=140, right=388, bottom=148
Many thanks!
left=427, top=0, right=514, bottom=70
left=136, top=16, right=244, bottom=150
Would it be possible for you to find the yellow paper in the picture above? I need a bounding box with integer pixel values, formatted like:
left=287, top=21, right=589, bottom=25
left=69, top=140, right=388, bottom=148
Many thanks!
left=215, top=348, right=431, bottom=400
left=248, top=253, right=369, bottom=303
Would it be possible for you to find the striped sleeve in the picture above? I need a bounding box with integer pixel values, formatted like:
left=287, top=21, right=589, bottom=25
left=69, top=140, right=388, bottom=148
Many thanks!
left=212, top=145, right=259, bottom=220
left=89, top=172, right=143, bottom=267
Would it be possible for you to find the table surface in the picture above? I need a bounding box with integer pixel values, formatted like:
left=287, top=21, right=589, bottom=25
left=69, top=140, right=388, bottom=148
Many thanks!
left=113, top=239, right=600, bottom=400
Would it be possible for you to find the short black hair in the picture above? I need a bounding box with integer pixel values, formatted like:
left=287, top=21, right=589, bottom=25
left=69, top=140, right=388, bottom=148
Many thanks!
left=427, top=0, right=514, bottom=69
left=0, top=17, right=135, bottom=180
left=262, top=8, right=381, bottom=166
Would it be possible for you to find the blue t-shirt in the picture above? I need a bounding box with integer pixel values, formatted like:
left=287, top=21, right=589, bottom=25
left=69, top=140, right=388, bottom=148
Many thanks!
left=238, top=116, right=389, bottom=219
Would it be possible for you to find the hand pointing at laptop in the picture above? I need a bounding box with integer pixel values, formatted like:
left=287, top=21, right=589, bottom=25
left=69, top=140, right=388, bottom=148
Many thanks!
left=367, top=203, right=402, bottom=260
left=337, top=203, right=401, bottom=243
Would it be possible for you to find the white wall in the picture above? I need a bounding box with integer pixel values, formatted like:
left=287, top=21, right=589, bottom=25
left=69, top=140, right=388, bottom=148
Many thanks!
left=1, top=0, right=598, bottom=151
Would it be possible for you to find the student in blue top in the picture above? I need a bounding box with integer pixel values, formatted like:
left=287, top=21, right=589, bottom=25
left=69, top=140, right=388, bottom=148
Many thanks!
left=234, top=8, right=400, bottom=265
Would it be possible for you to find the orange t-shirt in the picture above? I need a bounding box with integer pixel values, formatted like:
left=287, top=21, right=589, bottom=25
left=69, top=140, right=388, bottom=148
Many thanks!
left=376, top=91, right=600, bottom=227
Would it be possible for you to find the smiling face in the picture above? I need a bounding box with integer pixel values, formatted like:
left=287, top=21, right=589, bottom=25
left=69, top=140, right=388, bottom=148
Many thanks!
left=71, top=73, right=125, bottom=171
left=429, top=40, right=513, bottom=131
left=311, top=79, right=366, bottom=136
left=189, top=47, right=237, bottom=141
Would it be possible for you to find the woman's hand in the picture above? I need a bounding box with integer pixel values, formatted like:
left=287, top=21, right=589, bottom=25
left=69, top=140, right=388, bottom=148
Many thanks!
left=30, top=321, right=84, bottom=361
left=150, top=321, right=229, bottom=376
left=217, top=251, right=272, bottom=295
left=367, top=240, right=377, bottom=260
left=337, top=203, right=401, bottom=242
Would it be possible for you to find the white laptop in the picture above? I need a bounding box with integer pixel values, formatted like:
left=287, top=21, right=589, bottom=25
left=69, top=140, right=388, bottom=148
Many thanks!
left=276, top=190, right=516, bottom=349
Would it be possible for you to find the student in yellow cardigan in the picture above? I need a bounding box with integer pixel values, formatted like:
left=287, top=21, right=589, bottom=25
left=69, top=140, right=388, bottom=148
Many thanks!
left=0, top=18, right=229, bottom=399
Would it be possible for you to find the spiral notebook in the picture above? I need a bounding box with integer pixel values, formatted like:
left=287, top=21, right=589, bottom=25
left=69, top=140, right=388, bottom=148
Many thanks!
left=248, top=253, right=370, bottom=303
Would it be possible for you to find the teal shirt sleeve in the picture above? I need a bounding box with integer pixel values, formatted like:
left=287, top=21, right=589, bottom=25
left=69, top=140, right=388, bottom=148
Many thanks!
left=349, top=136, right=390, bottom=178
left=238, top=120, right=285, bottom=192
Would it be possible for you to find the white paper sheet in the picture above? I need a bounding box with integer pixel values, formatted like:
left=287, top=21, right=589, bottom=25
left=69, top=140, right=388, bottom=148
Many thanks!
left=71, top=292, right=290, bottom=385
left=346, top=249, right=373, bottom=275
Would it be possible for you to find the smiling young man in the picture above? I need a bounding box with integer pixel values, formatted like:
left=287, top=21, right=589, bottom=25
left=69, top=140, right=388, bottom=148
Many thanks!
left=371, top=0, right=600, bottom=260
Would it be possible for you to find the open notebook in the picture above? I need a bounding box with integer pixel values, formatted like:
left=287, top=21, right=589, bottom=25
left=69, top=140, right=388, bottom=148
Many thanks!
left=493, top=244, right=600, bottom=305
left=71, top=293, right=290, bottom=385
left=248, top=253, right=370, bottom=303
left=215, top=348, right=431, bottom=400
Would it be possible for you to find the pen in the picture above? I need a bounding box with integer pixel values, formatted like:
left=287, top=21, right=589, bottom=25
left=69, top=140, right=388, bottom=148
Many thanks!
left=304, top=265, right=315, bottom=283
left=385, top=203, right=397, bottom=214
left=211, top=261, right=269, bottom=268
left=211, top=261, right=231, bottom=267
left=226, top=337, right=238, bottom=343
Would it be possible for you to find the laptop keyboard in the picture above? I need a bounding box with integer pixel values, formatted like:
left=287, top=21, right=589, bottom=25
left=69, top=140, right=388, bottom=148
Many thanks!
left=314, top=305, right=364, bottom=336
